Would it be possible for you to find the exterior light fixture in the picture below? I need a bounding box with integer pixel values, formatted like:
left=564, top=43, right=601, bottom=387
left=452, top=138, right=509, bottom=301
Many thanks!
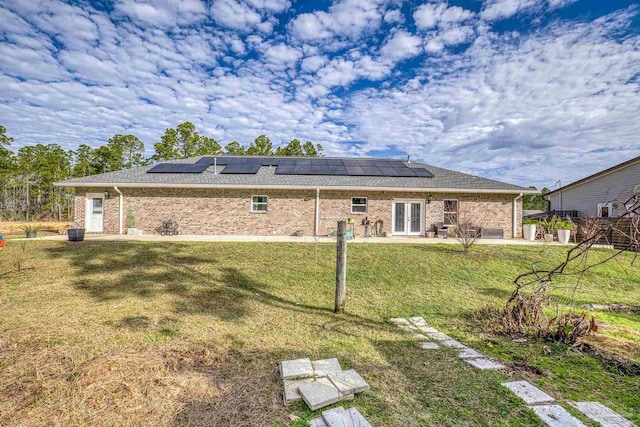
left=427, top=194, right=433, bottom=204
left=104, top=191, right=110, bottom=199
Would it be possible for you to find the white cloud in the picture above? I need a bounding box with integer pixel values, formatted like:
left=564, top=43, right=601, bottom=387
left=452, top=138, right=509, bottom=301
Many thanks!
left=479, top=0, right=578, bottom=20
left=414, top=2, right=474, bottom=30
left=317, top=58, right=357, bottom=87
left=210, top=0, right=262, bottom=30
left=438, top=26, right=475, bottom=45
left=379, top=30, right=422, bottom=63
left=301, top=55, right=328, bottom=72
left=480, top=0, right=540, bottom=21
left=245, top=0, right=291, bottom=13
left=547, top=0, right=578, bottom=9
left=264, top=43, right=302, bottom=67
left=116, top=0, right=207, bottom=27
left=289, top=0, right=389, bottom=42
left=383, top=9, right=403, bottom=24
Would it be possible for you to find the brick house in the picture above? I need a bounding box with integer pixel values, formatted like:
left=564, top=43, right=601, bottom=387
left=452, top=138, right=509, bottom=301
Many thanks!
left=55, top=156, right=535, bottom=238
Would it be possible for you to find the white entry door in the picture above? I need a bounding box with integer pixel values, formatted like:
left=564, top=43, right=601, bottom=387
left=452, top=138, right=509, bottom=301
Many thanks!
left=85, top=194, right=104, bottom=233
left=392, top=200, right=424, bottom=236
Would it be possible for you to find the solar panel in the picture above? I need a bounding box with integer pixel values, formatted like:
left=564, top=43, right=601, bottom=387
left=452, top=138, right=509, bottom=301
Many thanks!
left=147, top=163, right=209, bottom=173
left=345, top=166, right=365, bottom=175
left=362, top=166, right=384, bottom=176
left=413, top=168, right=434, bottom=177
left=220, top=162, right=262, bottom=175
left=147, top=156, right=434, bottom=178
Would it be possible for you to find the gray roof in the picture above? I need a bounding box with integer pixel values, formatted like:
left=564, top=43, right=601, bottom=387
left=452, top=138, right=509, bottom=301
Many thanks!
left=55, top=156, right=535, bottom=194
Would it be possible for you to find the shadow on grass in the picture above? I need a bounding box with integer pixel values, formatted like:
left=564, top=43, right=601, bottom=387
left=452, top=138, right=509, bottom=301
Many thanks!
left=45, top=241, right=390, bottom=330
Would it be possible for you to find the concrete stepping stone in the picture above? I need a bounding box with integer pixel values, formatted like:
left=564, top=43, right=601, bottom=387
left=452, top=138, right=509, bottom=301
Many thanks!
left=427, top=332, right=453, bottom=341
left=322, top=407, right=355, bottom=427
left=347, top=408, right=372, bottom=427
left=530, top=404, right=587, bottom=427
left=418, top=341, right=440, bottom=349
left=569, top=402, right=634, bottom=427
left=283, top=378, right=314, bottom=404
left=313, top=358, right=343, bottom=377
left=319, top=407, right=372, bottom=427
left=399, top=325, right=417, bottom=331
left=464, top=358, right=505, bottom=370
left=281, top=358, right=314, bottom=379
left=417, top=325, right=439, bottom=333
left=328, top=369, right=370, bottom=395
left=298, top=380, right=343, bottom=411
left=389, top=317, right=410, bottom=325
left=457, top=348, right=483, bottom=359
left=502, top=381, right=555, bottom=404
left=309, top=418, right=327, bottom=427
left=409, top=316, right=427, bottom=326
left=441, top=339, right=467, bottom=349
left=412, top=333, right=428, bottom=340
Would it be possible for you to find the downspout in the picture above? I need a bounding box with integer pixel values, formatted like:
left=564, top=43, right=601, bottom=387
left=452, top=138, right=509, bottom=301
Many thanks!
left=113, top=186, right=123, bottom=235
left=315, top=188, right=320, bottom=237
left=513, top=192, right=523, bottom=238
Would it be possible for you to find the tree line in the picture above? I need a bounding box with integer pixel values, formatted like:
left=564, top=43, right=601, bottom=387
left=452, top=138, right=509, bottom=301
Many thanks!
left=0, top=122, right=323, bottom=222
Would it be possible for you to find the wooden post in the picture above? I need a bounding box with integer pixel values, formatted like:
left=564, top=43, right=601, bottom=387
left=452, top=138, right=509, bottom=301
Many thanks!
left=335, top=220, right=347, bottom=314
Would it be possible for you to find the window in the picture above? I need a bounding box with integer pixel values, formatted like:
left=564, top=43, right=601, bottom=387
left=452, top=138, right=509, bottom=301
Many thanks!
left=443, top=199, right=458, bottom=226
left=251, top=195, right=268, bottom=212
left=351, top=197, right=367, bottom=214
left=92, top=198, right=103, bottom=215
left=597, top=202, right=612, bottom=218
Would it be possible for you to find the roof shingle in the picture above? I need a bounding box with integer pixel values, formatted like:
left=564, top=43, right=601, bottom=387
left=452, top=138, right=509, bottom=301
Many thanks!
left=55, top=156, right=535, bottom=193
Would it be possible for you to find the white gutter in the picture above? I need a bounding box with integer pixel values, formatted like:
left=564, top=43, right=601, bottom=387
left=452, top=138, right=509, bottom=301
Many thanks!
left=315, top=188, right=320, bottom=237
left=113, top=186, right=123, bottom=235
left=513, top=192, right=523, bottom=238
left=54, top=182, right=538, bottom=195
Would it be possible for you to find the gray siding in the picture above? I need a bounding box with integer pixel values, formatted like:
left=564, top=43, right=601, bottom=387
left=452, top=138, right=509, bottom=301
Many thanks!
left=548, top=161, right=640, bottom=217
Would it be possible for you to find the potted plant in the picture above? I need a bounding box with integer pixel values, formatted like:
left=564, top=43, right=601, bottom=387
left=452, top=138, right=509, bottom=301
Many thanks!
left=20, top=223, right=40, bottom=239
left=67, top=222, right=85, bottom=242
left=127, top=207, right=137, bottom=235
left=522, top=218, right=538, bottom=241
left=556, top=220, right=574, bottom=245
left=540, top=216, right=559, bottom=242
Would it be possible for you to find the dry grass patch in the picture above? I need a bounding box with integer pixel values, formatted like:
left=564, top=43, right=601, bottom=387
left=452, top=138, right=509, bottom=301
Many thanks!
left=0, top=338, right=286, bottom=426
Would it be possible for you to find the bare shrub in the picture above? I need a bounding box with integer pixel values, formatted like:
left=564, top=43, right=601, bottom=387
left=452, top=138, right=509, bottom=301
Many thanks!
left=450, top=208, right=486, bottom=253
left=481, top=191, right=640, bottom=346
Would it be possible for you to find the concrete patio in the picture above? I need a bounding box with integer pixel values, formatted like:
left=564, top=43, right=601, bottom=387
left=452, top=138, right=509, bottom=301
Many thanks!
left=14, top=234, right=577, bottom=246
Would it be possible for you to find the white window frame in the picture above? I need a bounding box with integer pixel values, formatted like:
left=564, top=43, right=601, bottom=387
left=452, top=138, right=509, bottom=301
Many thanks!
left=443, top=199, right=459, bottom=226
left=597, top=202, right=612, bottom=218
left=251, top=195, right=268, bottom=213
left=351, top=197, right=368, bottom=214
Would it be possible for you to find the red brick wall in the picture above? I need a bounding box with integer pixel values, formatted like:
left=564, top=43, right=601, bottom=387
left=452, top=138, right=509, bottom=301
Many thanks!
left=73, top=187, right=522, bottom=237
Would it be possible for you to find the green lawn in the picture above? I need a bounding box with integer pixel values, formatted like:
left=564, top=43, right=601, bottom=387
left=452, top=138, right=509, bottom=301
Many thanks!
left=0, top=241, right=638, bottom=426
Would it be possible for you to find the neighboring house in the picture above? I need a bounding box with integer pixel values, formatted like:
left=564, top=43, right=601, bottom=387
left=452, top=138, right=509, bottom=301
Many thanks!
left=523, top=210, right=545, bottom=218
left=546, top=155, right=640, bottom=218
left=54, top=156, right=535, bottom=238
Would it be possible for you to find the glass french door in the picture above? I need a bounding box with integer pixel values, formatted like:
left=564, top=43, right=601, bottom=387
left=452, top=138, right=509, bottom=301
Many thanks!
left=392, top=201, right=423, bottom=235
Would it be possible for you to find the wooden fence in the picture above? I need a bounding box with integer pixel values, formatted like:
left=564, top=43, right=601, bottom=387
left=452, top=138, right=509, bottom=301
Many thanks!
left=573, top=218, right=639, bottom=251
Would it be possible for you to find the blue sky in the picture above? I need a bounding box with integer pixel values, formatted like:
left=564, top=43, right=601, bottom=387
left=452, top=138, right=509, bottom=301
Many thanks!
left=0, top=0, right=638, bottom=187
